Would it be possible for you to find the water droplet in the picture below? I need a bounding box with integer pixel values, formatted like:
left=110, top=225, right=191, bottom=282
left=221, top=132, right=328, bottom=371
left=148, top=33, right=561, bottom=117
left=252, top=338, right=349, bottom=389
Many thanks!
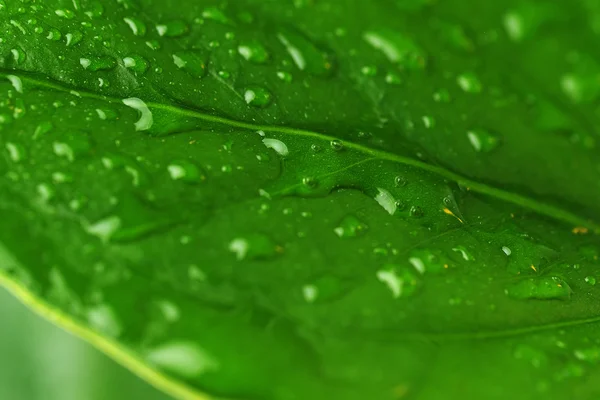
left=277, top=30, right=333, bottom=76
left=433, top=89, right=451, bottom=103
left=188, top=265, right=206, bottom=282
left=65, top=30, right=83, bottom=47
left=86, top=304, right=122, bottom=337
left=156, top=20, right=188, bottom=37
left=228, top=234, right=281, bottom=261
left=84, top=216, right=122, bottom=243
left=5, top=142, right=24, bottom=162
left=502, top=246, right=512, bottom=256
left=467, top=129, right=500, bottom=153
left=145, top=341, right=218, bottom=378
left=330, top=139, right=344, bottom=151
left=123, top=55, right=149, bottom=74
left=422, top=115, right=435, bottom=129
left=574, top=346, right=600, bottom=362
left=363, top=30, right=426, bottom=69
left=46, top=28, right=62, bottom=41
left=503, top=11, right=524, bottom=41
left=409, top=205, right=424, bottom=218
left=361, top=65, right=377, bottom=76
left=244, top=86, right=272, bottom=107
left=122, top=97, right=153, bottom=131
left=457, top=72, right=482, bottom=93
left=201, top=7, right=231, bottom=24
left=334, top=215, right=368, bottom=238
left=238, top=40, right=269, bottom=64
left=452, top=245, right=474, bottom=261
left=276, top=71, right=293, bottom=82
left=302, top=284, right=318, bottom=303
left=302, top=177, right=318, bottom=188
left=394, top=175, right=407, bottom=187
left=376, top=265, right=420, bottom=298
left=167, top=161, right=204, bottom=183
left=385, top=72, right=402, bottom=85
left=123, top=17, right=146, bottom=36
left=375, top=188, right=397, bottom=215
left=262, top=138, right=289, bottom=157
left=408, top=249, right=450, bottom=274
left=80, top=56, right=116, bottom=71
left=505, top=276, right=572, bottom=300
left=585, top=276, right=597, bottom=286
left=172, top=51, right=206, bottom=78
left=7, top=75, right=23, bottom=93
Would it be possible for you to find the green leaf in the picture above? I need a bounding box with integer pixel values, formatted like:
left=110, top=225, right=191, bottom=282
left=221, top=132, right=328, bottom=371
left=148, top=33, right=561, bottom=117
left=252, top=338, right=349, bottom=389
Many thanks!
left=1, top=1, right=600, bottom=399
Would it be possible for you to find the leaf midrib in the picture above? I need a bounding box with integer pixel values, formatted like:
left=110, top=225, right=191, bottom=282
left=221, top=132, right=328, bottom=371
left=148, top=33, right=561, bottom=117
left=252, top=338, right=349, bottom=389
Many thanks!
left=2, top=70, right=598, bottom=232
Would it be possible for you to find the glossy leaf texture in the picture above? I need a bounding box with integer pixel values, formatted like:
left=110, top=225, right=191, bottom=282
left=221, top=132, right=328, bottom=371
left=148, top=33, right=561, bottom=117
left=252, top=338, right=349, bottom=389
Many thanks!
left=1, top=1, right=600, bottom=399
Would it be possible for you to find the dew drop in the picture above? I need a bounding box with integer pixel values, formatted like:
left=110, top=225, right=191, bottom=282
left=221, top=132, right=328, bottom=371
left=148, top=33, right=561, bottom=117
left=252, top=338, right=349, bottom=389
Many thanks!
left=330, top=139, right=344, bottom=151
left=238, top=40, right=269, bottom=64
left=79, top=56, right=116, bottom=71
left=302, top=284, right=318, bottom=303
left=334, top=215, right=368, bottom=238
left=156, top=20, right=188, bottom=37
left=123, top=17, right=146, bottom=36
left=84, top=216, right=122, bottom=243
left=167, top=160, right=204, bottom=183
left=374, top=188, right=397, bottom=215
left=457, top=72, right=482, bottom=93
left=585, top=276, right=597, bottom=286
left=363, top=30, right=426, bottom=69
left=262, top=138, right=289, bottom=157
left=145, top=341, right=218, bottom=378
left=7, top=75, right=23, bottom=93
left=122, top=97, right=153, bottom=131
left=86, top=304, right=122, bottom=337
left=467, top=129, right=499, bottom=152
left=228, top=234, right=280, bottom=261
left=65, top=30, right=83, bottom=46
left=376, top=266, right=420, bottom=298
left=123, top=55, right=149, bottom=74
left=172, top=51, right=206, bottom=78
left=244, top=86, right=272, bottom=107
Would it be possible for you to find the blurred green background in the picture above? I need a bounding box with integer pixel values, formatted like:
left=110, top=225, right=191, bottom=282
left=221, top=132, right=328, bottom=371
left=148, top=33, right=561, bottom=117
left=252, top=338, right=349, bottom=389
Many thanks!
left=0, top=288, right=171, bottom=400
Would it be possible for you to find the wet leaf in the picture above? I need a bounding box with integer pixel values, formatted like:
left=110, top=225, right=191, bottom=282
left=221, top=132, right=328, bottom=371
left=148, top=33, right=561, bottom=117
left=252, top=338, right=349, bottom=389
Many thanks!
left=1, top=1, right=600, bottom=400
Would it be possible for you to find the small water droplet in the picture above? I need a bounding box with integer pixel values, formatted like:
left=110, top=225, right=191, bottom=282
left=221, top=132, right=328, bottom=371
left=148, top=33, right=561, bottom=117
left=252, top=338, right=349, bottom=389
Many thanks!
left=334, top=215, right=368, bottom=238
left=123, top=17, right=146, bottom=36
left=172, top=51, right=206, bottom=78
left=167, top=161, right=204, bottom=183
left=409, top=205, right=424, bottom=218
left=238, top=40, right=269, bottom=64
left=86, top=304, right=122, bottom=337
left=302, top=284, right=318, bottom=303
left=330, top=139, right=344, bottom=151
left=228, top=234, right=281, bottom=261
left=156, top=20, right=188, bottom=37
left=80, top=56, right=116, bottom=71
left=467, top=129, right=500, bottom=152
left=457, top=72, right=482, bottom=93
left=585, top=276, right=597, bottom=286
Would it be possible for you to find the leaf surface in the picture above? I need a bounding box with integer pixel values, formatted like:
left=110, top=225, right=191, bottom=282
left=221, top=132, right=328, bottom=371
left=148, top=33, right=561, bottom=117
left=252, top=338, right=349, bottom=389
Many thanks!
left=1, top=1, right=600, bottom=399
